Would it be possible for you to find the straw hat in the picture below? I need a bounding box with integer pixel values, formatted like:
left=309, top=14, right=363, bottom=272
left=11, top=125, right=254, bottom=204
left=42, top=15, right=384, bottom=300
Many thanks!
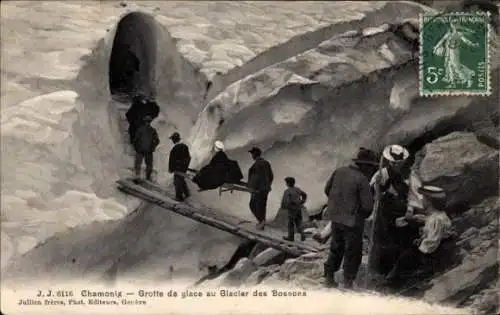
left=214, top=140, right=225, bottom=152
left=418, top=185, right=446, bottom=200
left=382, top=144, right=409, bottom=163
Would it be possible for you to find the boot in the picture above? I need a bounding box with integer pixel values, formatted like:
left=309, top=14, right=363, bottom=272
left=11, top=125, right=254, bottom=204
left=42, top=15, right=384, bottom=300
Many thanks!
left=323, top=263, right=338, bottom=288
left=256, top=221, right=265, bottom=231
left=283, top=235, right=294, bottom=241
left=300, top=233, right=306, bottom=242
left=133, top=175, right=142, bottom=185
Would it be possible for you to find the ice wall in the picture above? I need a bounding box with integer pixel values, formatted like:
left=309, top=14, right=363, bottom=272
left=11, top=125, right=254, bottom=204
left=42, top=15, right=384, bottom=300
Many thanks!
left=2, top=1, right=394, bottom=274
left=0, top=3, right=210, bottom=271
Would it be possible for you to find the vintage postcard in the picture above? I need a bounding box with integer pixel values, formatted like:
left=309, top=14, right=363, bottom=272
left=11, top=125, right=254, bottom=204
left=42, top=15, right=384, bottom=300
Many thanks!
left=1, top=1, right=498, bottom=315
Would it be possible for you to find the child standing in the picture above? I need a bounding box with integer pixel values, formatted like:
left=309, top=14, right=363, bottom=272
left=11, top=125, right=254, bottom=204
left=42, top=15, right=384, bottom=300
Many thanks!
left=281, top=177, right=308, bottom=241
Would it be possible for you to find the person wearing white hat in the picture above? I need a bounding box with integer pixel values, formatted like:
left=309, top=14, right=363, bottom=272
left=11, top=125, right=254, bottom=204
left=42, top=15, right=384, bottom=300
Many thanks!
left=214, top=140, right=225, bottom=152
left=368, top=144, right=425, bottom=277
left=192, top=140, right=245, bottom=191
left=209, top=141, right=229, bottom=167
left=384, top=185, right=454, bottom=287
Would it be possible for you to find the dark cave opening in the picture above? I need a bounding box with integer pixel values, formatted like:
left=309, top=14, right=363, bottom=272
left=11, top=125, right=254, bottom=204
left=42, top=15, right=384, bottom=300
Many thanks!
left=109, top=12, right=158, bottom=101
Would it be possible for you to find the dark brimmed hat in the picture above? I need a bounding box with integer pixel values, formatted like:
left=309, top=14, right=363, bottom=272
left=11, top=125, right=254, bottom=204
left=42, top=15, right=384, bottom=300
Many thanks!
left=352, top=147, right=379, bottom=166
left=248, top=147, right=262, bottom=156
left=418, top=185, right=446, bottom=200
left=169, top=132, right=180, bottom=141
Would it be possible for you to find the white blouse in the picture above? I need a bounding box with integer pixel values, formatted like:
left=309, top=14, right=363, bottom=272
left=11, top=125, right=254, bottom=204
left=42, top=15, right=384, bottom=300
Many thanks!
left=418, top=211, right=452, bottom=254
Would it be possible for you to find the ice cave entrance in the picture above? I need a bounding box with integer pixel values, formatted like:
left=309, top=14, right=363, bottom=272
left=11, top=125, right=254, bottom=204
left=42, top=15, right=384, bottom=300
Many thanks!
left=108, top=12, right=158, bottom=101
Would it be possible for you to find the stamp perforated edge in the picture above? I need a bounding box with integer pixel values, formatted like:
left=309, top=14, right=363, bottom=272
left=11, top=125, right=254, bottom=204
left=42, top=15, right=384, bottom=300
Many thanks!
left=418, top=11, right=492, bottom=97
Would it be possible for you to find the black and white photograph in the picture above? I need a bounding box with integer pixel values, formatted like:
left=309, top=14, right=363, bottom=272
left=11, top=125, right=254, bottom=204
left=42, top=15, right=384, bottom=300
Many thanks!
left=1, top=1, right=498, bottom=314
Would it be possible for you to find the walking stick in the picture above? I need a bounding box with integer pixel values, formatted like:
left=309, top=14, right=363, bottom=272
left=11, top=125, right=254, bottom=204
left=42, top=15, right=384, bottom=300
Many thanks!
left=364, top=154, right=385, bottom=289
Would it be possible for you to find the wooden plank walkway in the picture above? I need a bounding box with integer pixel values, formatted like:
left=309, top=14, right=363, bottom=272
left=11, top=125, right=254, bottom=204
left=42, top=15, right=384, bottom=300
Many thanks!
left=116, top=178, right=327, bottom=256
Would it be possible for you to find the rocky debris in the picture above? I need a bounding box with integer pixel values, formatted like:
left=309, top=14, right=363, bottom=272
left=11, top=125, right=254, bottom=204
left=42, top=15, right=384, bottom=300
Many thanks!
left=246, top=264, right=281, bottom=286
left=259, top=271, right=282, bottom=286
left=219, top=258, right=257, bottom=287
left=252, top=248, right=284, bottom=267
left=299, top=252, right=323, bottom=261
left=413, top=132, right=499, bottom=209
left=454, top=197, right=499, bottom=257
left=278, top=257, right=324, bottom=282
left=463, top=280, right=499, bottom=315
left=457, top=227, right=481, bottom=252
left=455, top=197, right=499, bottom=232
left=422, top=243, right=498, bottom=305
left=475, top=125, right=500, bottom=150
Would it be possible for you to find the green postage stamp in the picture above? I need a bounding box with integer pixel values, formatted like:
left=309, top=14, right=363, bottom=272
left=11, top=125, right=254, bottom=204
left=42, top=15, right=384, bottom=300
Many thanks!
left=419, top=12, right=491, bottom=96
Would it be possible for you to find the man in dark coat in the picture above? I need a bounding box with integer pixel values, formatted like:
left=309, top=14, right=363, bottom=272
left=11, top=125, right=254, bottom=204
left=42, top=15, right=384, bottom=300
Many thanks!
left=323, top=148, right=379, bottom=289
left=132, top=115, right=160, bottom=183
left=126, top=95, right=148, bottom=145
left=247, top=147, right=274, bottom=231
left=126, top=95, right=160, bottom=145
left=168, top=132, right=191, bottom=202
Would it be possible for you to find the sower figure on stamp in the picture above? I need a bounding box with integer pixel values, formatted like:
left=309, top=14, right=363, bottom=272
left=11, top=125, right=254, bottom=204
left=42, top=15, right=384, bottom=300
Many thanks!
left=168, top=132, right=191, bottom=202
left=420, top=12, right=490, bottom=96
left=247, top=147, right=274, bottom=231
left=132, top=115, right=159, bottom=183
left=281, top=177, right=307, bottom=242
left=433, top=22, right=479, bottom=88
left=323, top=148, right=379, bottom=289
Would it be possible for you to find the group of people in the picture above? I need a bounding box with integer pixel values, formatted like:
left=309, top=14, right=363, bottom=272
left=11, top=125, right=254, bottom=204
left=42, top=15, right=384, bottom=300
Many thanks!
left=317, top=144, right=454, bottom=290
left=128, top=103, right=454, bottom=291
left=129, top=111, right=276, bottom=233
left=168, top=140, right=275, bottom=231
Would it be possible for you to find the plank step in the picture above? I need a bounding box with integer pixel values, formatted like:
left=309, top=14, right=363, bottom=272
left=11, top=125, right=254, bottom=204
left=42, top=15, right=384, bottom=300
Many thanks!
left=116, top=178, right=325, bottom=256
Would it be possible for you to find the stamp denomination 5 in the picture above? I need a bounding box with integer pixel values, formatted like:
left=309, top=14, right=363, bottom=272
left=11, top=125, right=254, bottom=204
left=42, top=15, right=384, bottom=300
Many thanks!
left=419, top=12, right=492, bottom=96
